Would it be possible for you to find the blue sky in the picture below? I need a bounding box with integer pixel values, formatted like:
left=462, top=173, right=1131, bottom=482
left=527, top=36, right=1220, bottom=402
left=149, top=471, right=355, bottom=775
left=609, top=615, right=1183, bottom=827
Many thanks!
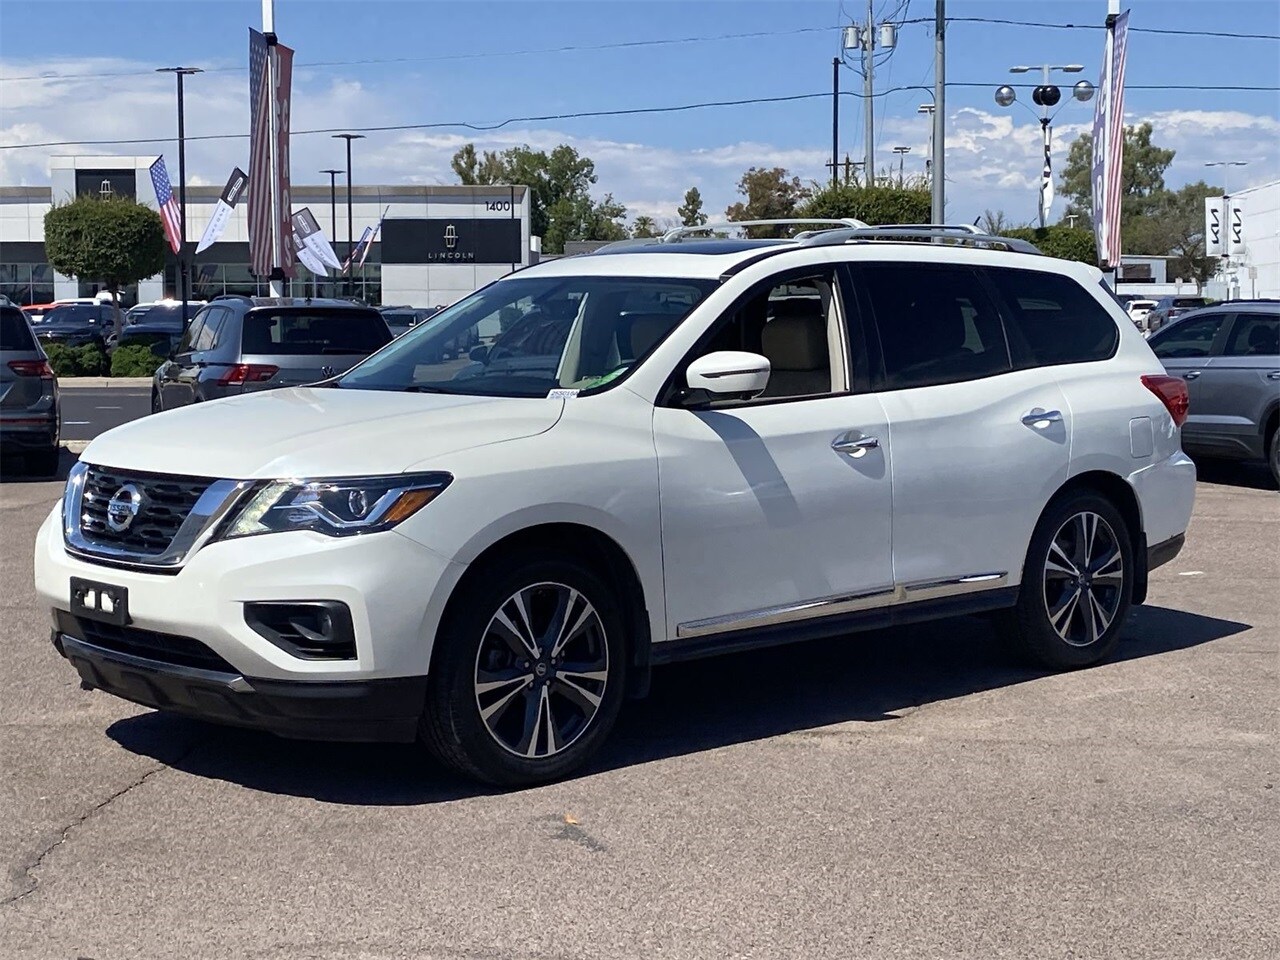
left=2, top=0, right=1278, bottom=227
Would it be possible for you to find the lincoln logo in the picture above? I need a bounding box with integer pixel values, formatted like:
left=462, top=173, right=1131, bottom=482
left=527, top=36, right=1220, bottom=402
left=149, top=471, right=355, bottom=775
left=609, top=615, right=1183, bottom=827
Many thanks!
left=443, top=224, right=458, bottom=249
left=105, top=484, right=143, bottom=533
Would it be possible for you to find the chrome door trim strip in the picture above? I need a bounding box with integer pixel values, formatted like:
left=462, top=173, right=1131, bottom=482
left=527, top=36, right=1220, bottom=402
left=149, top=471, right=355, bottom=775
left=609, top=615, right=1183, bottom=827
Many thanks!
left=674, top=572, right=1010, bottom=640
left=675, top=586, right=896, bottom=640
left=675, top=586, right=896, bottom=639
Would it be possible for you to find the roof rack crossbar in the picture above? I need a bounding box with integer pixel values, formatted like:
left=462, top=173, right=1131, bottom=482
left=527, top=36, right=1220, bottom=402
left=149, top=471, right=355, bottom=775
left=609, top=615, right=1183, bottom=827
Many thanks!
left=659, top=218, right=868, bottom=243
left=800, top=226, right=1042, bottom=255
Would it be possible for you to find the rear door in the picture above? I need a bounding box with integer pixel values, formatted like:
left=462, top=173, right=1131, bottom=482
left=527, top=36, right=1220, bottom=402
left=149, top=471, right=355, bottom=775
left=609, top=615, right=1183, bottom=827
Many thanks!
left=238, top=308, right=393, bottom=390
left=157, top=308, right=209, bottom=408
left=1148, top=312, right=1233, bottom=449
left=1192, top=310, right=1280, bottom=459
left=852, top=260, right=1072, bottom=596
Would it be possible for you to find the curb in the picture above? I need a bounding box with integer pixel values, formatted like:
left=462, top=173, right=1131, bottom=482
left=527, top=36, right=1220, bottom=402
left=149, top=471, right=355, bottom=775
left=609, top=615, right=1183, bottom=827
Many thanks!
left=65, top=441, right=91, bottom=454
left=57, top=378, right=153, bottom=388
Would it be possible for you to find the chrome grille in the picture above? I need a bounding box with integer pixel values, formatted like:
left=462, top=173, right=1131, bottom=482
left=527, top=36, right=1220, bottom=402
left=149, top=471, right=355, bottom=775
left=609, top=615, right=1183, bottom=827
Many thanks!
left=79, top=466, right=214, bottom=556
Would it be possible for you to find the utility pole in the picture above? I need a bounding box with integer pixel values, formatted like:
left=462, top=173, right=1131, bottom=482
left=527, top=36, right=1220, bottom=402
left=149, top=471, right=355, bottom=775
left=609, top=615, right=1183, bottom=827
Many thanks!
left=831, top=57, right=840, bottom=188
left=932, top=0, right=945, bottom=224
left=863, top=0, right=875, bottom=185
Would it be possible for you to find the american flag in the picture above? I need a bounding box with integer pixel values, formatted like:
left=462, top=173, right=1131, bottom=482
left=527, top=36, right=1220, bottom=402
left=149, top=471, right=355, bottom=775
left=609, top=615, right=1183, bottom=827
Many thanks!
left=149, top=157, right=182, bottom=254
left=341, top=225, right=373, bottom=275
left=247, top=28, right=272, bottom=276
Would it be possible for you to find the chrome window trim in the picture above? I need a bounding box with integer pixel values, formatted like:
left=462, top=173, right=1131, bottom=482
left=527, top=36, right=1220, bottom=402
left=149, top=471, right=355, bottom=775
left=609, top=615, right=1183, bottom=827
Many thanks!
left=63, top=461, right=253, bottom=571
left=674, top=572, right=1009, bottom=639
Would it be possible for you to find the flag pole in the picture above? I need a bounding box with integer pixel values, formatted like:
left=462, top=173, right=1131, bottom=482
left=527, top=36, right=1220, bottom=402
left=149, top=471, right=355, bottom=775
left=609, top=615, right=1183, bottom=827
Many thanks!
left=263, top=0, right=283, bottom=298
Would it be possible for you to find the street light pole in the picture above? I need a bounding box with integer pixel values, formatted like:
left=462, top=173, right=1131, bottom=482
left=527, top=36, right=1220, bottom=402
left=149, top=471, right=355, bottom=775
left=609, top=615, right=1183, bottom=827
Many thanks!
left=892, top=146, right=911, bottom=184
left=831, top=57, right=840, bottom=187
left=320, top=168, right=343, bottom=297
left=156, top=66, right=203, bottom=330
left=932, top=0, right=945, bottom=223
left=332, top=133, right=364, bottom=297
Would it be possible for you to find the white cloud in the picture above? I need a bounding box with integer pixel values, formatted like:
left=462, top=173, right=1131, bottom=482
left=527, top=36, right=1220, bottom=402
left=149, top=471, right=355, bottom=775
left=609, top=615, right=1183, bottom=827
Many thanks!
left=2, top=56, right=1277, bottom=231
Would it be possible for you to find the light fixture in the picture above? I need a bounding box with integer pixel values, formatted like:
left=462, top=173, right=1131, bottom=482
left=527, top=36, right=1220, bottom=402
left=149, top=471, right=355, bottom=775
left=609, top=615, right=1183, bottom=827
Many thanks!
left=1073, top=80, right=1096, bottom=102
left=995, top=85, right=1017, bottom=107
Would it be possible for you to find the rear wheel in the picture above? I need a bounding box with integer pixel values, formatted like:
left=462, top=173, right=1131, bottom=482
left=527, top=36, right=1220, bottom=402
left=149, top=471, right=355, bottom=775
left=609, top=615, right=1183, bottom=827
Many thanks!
left=421, top=552, right=626, bottom=786
left=150, top=389, right=162, bottom=414
left=1269, top=425, right=1279, bottom=489
left=1002, top=491, right=1133, bottom=669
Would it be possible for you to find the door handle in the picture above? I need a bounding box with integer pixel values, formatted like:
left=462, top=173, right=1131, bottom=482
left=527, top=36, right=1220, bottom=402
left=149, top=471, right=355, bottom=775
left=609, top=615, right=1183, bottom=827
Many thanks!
left=1183, top=371, right=1201, bottom=381
left=832, top=435, right=880, bottom=458
left=1021, top=408, right=1063, bottom=428
left=1267, top=371, right=1280, bottom=381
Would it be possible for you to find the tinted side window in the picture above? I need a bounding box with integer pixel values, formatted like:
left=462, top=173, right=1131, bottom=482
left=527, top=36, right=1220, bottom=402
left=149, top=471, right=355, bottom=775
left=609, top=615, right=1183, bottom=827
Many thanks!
left=860, top=264, right=1010, bottom=390
left=193, top=308, right=224, bottom=351
left=241, top=310, right=393, bottom=355
left=989, top=268, right=1119, bottom=367
left=176, top=310, right=208, bottom=354
left=1150, top=314, right=1228, bottom=359
left=1224, top=313, right=1279, bottom=357
left=1, top=306, right=35, bottom=350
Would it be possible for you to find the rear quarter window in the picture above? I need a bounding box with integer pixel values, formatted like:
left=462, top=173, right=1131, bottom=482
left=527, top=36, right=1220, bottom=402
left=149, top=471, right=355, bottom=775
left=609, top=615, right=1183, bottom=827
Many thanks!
left=987, top=268, right=1119, bottom=367
left=241, top=310, right=392, bottom=355
left=1, top=306, right=36, bottom=350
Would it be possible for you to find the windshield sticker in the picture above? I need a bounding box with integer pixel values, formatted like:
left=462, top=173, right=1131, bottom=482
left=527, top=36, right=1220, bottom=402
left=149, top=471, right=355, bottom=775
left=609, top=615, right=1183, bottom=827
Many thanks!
left=547, top=389, right=580, bottom=400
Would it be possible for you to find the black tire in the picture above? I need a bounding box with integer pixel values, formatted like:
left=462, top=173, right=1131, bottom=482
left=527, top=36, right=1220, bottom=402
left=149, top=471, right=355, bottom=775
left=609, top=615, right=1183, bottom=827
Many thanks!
left=150, top=390, right=162, bottom=414
left=420, top=551, right=627, bottom=787
left=26, top=446, right=60, bottom=477
left=1269, top=425, right=1279, bottom=489
left=1002, top=491, right=1134, bottom=670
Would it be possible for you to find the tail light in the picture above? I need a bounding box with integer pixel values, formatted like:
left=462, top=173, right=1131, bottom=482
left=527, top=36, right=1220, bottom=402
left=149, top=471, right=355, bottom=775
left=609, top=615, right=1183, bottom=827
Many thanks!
left=1142, top=374, right=1189, bottom=428
left=217, top=363, right=278, bottom=387
left=7, top=359, right=55, bottom=380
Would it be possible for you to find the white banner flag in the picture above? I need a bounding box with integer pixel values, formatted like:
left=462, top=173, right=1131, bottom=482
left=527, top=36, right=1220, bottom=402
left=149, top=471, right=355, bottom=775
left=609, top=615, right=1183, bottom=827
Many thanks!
left=1204, top=197, right=1223, bottom=256
left=195, top=167, right=248, bottom=254
left=291, top=207, right=343, bottom=273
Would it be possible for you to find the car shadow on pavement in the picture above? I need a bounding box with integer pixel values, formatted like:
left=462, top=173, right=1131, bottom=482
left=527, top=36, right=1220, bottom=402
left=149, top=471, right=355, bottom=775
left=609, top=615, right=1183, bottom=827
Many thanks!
left=1190, top=457, right=1277, bottom=492
left=0, top=446, right=76, bottom=484
left=106, top=603, right=1249, bottom=805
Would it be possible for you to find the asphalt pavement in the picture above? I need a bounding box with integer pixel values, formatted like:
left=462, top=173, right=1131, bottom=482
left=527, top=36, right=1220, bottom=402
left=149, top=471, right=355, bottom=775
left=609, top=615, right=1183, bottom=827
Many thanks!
left=58, top=385, right=151, bottom=442
left=0, top=456, right=1276, bottom=959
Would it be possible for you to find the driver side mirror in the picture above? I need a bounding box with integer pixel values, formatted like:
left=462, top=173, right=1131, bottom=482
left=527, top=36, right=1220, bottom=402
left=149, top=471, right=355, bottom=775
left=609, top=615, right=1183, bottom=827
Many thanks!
left=469, top=345, right=489, bottom=363
left=684, top=351, right=770, bottom=404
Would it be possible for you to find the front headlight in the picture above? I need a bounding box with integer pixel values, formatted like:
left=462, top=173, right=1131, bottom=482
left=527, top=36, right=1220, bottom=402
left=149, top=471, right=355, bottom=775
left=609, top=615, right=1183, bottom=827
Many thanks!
left=220, top=473, right=451, bottom=540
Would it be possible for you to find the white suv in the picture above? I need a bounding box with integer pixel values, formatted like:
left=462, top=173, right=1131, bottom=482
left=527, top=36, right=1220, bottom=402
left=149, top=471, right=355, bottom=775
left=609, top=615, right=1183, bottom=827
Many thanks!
left=34, top=222, right=1196, bottom=786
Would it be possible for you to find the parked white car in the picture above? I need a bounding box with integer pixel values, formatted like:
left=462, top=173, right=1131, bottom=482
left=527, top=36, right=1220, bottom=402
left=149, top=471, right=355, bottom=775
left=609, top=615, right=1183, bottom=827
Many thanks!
left=35, top=222, right=1196, bottom=786
left=1126, top=298, right=1158, bottom=332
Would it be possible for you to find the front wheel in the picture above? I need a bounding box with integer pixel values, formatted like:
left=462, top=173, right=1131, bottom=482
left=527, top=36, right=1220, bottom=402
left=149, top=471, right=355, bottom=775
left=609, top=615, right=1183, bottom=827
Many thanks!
left=150, top=389, right=162, bottom=414
left=421, top=553, right=627, bottom=786
left=1002, top=491, right=1134, bottom=670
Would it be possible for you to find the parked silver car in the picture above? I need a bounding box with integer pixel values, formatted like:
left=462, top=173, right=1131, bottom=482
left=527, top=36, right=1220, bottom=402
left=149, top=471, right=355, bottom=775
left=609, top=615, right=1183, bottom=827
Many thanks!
left=151, top=297, right=393, bottom=412
left=0, top=303, right=60, bottom=474
left=1148, top=300, right=1280, bottom=483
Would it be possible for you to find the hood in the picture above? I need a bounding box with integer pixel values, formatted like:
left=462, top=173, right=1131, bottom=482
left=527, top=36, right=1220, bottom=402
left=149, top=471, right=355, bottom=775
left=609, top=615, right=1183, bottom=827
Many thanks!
left=81, top=386, right=565, bottom=479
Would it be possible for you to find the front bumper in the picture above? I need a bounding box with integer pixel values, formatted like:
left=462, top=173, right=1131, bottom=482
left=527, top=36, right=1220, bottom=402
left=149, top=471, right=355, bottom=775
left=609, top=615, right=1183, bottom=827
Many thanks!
left=54, top=629, right=425, bottom=742
left=35, top=503, right=467, bottom=684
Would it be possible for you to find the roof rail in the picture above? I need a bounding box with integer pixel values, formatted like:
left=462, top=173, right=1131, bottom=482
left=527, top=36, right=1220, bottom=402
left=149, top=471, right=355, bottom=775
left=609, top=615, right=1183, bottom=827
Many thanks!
left=868, top=222, right=985, bottom=235
left=659, top=218, right=868, bottom=243
left=800, top=225, right=1042, bottom=255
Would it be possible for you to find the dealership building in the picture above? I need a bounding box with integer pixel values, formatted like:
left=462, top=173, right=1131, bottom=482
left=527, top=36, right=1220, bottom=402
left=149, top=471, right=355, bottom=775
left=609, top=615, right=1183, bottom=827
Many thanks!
left=0, top=155, right=533, bottom=309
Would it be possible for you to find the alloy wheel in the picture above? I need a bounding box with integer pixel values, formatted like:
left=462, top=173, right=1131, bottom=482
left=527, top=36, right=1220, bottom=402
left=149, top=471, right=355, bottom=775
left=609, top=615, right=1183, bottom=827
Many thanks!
left=473, top=581, right=609, bottom=759
left=1042, top=511, right=1125, bottom=647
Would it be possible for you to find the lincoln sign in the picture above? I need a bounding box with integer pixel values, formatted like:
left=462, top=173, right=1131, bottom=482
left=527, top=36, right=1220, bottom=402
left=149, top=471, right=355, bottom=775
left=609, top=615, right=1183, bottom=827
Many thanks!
left=381, top=218, right=523, bottom=265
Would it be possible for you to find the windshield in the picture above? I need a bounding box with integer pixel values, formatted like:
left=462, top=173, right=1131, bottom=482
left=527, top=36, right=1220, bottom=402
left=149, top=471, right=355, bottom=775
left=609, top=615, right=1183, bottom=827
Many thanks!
left=339, top=275, right=716, bottom=398
left=43, top=304, right=103, bottom=326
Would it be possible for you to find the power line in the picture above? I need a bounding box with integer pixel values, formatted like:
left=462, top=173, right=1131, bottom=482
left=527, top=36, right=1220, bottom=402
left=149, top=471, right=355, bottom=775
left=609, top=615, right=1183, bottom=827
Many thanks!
left=895, top=15, right=1279, bottom=40
left=0, top=25, right=837, bottom=84
left=4, top=80, right=1275, bottom=153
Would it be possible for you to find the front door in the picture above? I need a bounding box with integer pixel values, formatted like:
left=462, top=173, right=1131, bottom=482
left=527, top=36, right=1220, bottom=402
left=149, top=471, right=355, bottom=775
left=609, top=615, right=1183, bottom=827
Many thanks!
left=1193, top=310, right=1280, bottom=458
left=653, top=266, right=894, bottom=641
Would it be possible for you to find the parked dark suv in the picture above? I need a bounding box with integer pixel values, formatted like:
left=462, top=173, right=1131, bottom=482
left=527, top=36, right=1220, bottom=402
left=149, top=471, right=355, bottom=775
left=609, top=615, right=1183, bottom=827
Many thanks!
left=151, top=297, right=392, bottom=412
left=34, top=302, right=115, bottom=350
left=1, top=303, right=60, bottom=474
left=1149, top=300, right=1280, bottom=484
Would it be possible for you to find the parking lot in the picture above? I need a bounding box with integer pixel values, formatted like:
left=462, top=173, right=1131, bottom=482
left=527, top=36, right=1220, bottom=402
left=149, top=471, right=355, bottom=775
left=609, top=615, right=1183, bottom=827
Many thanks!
left=0, top=454, right=1275, bottom=959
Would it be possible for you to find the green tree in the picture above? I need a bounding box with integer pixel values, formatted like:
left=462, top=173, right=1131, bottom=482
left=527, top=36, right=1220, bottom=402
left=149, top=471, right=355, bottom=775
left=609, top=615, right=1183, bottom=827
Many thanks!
left=981, top=209, right=1018, bottom=234
left=1059, top=122, right=1176, bottom=240
left=799, top=183, right=931, bottom=225
left=449, top=143, right=624, bottom=253
left=1157, top=180, right=1222, bottom=286
left=1000, top=225, right=1097, bottom=263
left=678, top=187, right=707, bottom=226
left=43, top=196, right=166, bottom=339
left=632, top=215, right=658, bottom=238
left=725, top=167, right=811, bottom=237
